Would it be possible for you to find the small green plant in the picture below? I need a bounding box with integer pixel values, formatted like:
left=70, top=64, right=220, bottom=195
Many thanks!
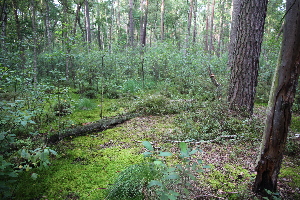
left=107, top=141, right=209, bottom=200
left=53, top=100, right=72, bottom=116
left=75, top=98, right=97, bottom=110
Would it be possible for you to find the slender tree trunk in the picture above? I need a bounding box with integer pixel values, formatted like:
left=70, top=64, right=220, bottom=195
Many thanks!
left=186, top=0, right=193, bottom=49
left=140, top=0, right=148, bottom=46
left=227, top=0, right=268, bottom=115
left=209, top=0, right=215, bottom=53
left=12, top=0, right=25, bottom=71
left=192, top=0, right=197, bottom=43
left=128, top=0, right=134, bottom=46
left=1, top=0, right=7, bottom=49
left=31, top=0, right=37, bottom=87
left=73, top=1, right=83, bottom=36
left=44, top=0, right=52, bottom=47
left=204, top=3, right=210, bottom=52
left=253, top=0, right=300, bottom=196
left=160, top=0, right=165, bottom=41
left=85, top=0, right=91, bottom=49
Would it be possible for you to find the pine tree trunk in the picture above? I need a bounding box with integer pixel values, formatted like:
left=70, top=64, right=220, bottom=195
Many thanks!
left=228, top=0, right=268, bottom=115
left=253, top=0, right=300, bottom=196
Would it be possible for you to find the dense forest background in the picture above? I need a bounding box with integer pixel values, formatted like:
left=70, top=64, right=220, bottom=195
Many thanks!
left=1, top=0, right=300, bottom=199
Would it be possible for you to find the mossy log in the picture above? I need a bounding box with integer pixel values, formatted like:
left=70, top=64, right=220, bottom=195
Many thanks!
left=46, top=113, right=139, bottom=144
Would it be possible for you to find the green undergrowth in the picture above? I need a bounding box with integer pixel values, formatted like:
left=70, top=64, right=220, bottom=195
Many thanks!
left=13, top=127, right=144, bottom=199
left=279, top=164, right=300, bottom=199
left=202, top=164, right=255, bottom=199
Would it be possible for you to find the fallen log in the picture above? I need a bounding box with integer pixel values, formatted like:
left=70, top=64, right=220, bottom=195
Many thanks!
left=46, top=113, right=139, bottom=144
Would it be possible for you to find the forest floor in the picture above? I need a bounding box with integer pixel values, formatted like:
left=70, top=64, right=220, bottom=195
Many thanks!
left=13, top=96, right=300, bottom=200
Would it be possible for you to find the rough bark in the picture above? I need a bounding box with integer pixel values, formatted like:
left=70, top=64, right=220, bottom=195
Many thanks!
left=228, top=0, right=268, bottom=115
left=253, top=0, right=300, bottom=196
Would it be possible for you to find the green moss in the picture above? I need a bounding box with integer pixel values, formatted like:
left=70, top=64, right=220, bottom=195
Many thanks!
left=291, top=116, right=300, bottom=132
left=279, top=165, right=300, bottom=199
left=204, top=164, right=255, bottom=199
left=14, top=131, right=143, bottom=200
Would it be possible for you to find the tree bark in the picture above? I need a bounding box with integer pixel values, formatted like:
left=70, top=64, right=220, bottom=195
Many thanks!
left=31, top=0, right=38, bottom=87
left=128, top=0, right=134, bottom=46
left=253, top=0, right=300, bottom=196
left=140, top=0, right=148, bottom=47
left=209, top=0, right=215, bottom=53
left=160, top=0, right=165, bottom=41
left=228, top=0, right=268, bottom=115
left=85, top=0, right=91, bottom=49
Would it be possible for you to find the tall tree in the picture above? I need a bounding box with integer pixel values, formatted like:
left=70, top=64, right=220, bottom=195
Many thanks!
left=227, top=0, right=268, bottom=115
left=253, top=0, right=300, bottom=196
left=140, top=0, right=148, bottom=46
left=128, top=0, right=134, bottom=46
left=85, top=0, right=91, bottom=49
left=160, top=0, right=165, bottom=41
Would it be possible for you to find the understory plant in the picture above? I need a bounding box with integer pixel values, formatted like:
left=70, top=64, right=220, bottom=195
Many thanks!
left=106, top=141, right=210, bottom=200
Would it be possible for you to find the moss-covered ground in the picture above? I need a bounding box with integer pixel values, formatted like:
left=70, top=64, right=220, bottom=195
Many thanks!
left=12, top=94, right=300, bottom=200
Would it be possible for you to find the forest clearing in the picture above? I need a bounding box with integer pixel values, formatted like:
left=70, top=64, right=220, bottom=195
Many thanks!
left=1, top=0, right=300, bottom=199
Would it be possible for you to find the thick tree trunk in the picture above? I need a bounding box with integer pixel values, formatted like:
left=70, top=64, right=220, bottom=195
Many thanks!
left=253, top=0, right=300, bottom=196
left=228, top=0, right=268, bottom=115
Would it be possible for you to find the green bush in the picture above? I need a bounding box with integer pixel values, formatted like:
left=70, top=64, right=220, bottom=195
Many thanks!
left=106, top=163, right=163, bottom=200
left=53, top=100, right=72, bottom=116
left=134, top=95, right=180, bottom=115
left=75, top=98, right=97, bottom=110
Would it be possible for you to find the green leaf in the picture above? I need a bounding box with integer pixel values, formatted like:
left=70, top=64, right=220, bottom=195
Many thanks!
left=21, top=121, right=27, bottom=126
left=159, top=152, right=172, bottom=157
left=154, top=160, right=163, bottom=165
left=142, top=141, right=154, bottom=151
left=31, top=173, right=38, bottom=180
left=148, top=180, right=163, bottom=188
left=203, top=165, right=211, bottom=169
left=179, top=142, right=187, bottom=153
left=143, top=152, right=153, bottom=157
left=164, top=174, right=180, bottom=180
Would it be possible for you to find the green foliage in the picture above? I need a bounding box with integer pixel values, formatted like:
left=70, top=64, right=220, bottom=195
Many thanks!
left=134, top=95, right=180, bottom=115
left=75, top=98, right=97, bottom=111
left=106, top=163, right=163, bottom=200
left=205, top=164, right=254, bottom=199
left=107, top=141, right=206, bottom=200
left=173, top=102, right=264, bottom=142
left=53, top=100, right=72, bottom=116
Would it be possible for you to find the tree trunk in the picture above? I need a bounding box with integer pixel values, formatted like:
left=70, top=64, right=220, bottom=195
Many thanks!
left=160, top=0, right=165, bottom=41
left=209, top=0, right=215, bottom=53
left=85, top=0, right=91, bottom=49
left=31, top=0, right=38, bottom=87
left=140, top=0, right=148, bottom=47
left=192, top=0, right=197, bottom=43
left=0, top=0, right=7, bottom=49
left=128, top=0, right=134, bottom=46
left=204, top=3, right=210, bottom=52
left=227, top=0, right=268, bottom=115
left=186, top=0, right=193, bottom=49
left=253, top=0, right=300, bottom=196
